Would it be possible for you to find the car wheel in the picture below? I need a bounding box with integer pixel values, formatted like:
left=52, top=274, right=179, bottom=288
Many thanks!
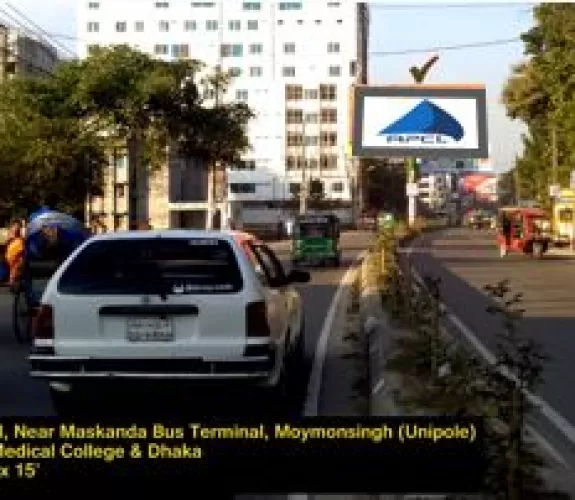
left=50, top=386, right=83, bottom=416
left=13, top=292, right=32, bottom=344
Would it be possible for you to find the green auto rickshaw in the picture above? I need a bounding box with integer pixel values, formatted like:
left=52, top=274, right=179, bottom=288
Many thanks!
left=291, top=214, right=341, bottom=267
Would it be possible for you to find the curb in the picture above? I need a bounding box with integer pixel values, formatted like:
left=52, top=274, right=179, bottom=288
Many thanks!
left=359, top=249, right=448, bottom=500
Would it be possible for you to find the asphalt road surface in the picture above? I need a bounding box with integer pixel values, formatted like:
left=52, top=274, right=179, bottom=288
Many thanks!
left=0, top=230, right=374, bottom=417
left=405, top=227, right=575, bottom=476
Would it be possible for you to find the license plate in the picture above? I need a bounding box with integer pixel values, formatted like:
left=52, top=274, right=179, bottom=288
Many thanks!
left=126, top=317, right=174, bottom=342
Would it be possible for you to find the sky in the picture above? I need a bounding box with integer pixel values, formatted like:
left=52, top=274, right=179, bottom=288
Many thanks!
left=4, top=0, right=537, bottom=172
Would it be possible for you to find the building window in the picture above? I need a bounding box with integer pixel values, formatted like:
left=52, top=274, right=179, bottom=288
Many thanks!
left=320, top=131, right=337, bottom=147
left=87, top=22, right=99, bottom=32
left=320, top=84, right=337, bottom=100
left=236, top=89, right=248, bottom=100
left=243, top=2, right=261, bottom=10
left=247, top=20, right=258, bottom=30
left=307, top=158, right=319, bottom=169
left=297, top=19, right=303, bottom=24
left=249, top=43, right=263, bottom=54
left=230, top=183, right=256, bottom=194
left=320, top=154, right=338, bottom=169
left=221, top=44, right=243, bottom=57
left=115, top=185, right=126, bottom=197
left=115, top=21, right=127, bottom=32
left=328, top=1, right=341, bottom=6
left=320, top=108, right=337, bottom=124
left=304, top=136, right=318, bottom=146
left=287, top=132, right=302, bottom=147
left=289, top=182, right=300, bottom=193
left=315, top=20, right=321, bottom=24
left=229, top=67, right=242, bottom=77
left=286, top=156, right=296, bottom=171
left=154, top=44, right=169, bottom=55
left=277, top=20, right=284, bottom=25
left=279, top=2, right=302, bottom=9
left=327, top=42, right=340, bottom=53
left=135, top=21, right=144, bottom=31
left=332, top=182, right=344, bottom=193
left=159, top=20, right=170, bottom=31
left=191, top=2, right=215, bottom=6
left=206, top=20, right=218, bottom=30
left=350, top=60, right=357, bottom=76
left=87, top=44, right=99, bottom=55
left=286, top=109, right=303, bottom=124
left=282, top=66, right=295, bottom=77
left=235, top=159, right=256, bottom=170
left=229, top=20, right=241, bottom=31
left=337, top=19, right=343, bottom=24
left=172, top=44, right=189, bottom=58
left=304, top=112, right=318, bottom=123
left=155, top=1, right=169, bottom=7
left=184, top=20, right=196, bottom=31
left=249, top=66, right=263, bottom=77
left=328, top=65, right=341, bottom=77
left=304, top=89, right=318, bottom=99
left=283, top=43, right=295, bottom=54
left=285, top=84, right=302, bottom=100
left=88, top=2, right=99, bottom=8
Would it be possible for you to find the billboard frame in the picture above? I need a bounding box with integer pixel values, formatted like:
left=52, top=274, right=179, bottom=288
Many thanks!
left=351, top=84, right=489, bottom=159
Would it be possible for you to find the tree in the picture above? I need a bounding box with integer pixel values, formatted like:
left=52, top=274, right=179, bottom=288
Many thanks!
left=502, top=4, right=575, bottom=198
left=0, top=45, right=254, bottom=221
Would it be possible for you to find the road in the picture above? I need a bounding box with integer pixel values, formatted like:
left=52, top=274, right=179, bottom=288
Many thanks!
left=405, top=227, right=575, bottom=477
left=0, top=230, right=374, bottom=416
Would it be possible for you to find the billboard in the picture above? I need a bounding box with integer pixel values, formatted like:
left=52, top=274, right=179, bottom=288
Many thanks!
left=458, top=173, right=497, bottom=202
left=351, top=85, right=488, bottom=159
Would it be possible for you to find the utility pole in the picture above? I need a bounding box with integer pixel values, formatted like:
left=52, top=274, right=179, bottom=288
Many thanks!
left=299, top=116, right=308, bottom=214
left=551, top=124, right=558, bottom=186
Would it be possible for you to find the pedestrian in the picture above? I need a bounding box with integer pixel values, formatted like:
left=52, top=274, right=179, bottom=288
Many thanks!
left=4, top=220, right=25, bottom=289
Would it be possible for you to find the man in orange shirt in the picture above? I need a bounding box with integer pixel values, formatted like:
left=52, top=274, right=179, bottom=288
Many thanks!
left=4, top=220, right=25, bottom=287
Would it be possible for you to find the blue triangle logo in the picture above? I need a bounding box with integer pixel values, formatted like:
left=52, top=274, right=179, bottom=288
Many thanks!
left=378, top=99, right=464, bottom=141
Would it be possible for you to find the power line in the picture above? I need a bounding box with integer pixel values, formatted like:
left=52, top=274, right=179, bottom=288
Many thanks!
left=4, top=2, right=75, bottom=57
left=370, top=37, right=522, bottom=56
left=369, top=3, right=535, bottom=9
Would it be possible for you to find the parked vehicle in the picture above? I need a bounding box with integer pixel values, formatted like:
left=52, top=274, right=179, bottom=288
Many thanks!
left=291, top=214, right=341, bottom=267
left=28, top=230, right=310, bottom=414
left=496, top=207, right=552, bottom=258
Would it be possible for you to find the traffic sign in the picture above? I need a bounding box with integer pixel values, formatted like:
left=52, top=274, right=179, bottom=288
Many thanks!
left=406, top=183, right=419, bottom=197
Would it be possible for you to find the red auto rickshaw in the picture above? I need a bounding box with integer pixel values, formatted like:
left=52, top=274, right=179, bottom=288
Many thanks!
left=496, top=207, right=552, bottom=258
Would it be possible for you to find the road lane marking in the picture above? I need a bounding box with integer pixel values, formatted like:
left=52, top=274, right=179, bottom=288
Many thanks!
left=406, top=235, right=575, bottom=471
left=304, top=250, right=368, bottom=418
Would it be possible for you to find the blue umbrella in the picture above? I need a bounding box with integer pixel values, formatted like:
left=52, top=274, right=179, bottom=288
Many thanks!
left=25, top=209, right=87, bottom=260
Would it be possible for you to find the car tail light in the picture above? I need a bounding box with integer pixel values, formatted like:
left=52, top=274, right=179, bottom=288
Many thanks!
left=31, top=305, right=54, bottom=340
left=246, top=301, right=270, bottom=338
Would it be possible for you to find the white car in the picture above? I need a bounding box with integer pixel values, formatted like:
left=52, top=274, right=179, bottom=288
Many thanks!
left=28, top=230, right=310, bottom=414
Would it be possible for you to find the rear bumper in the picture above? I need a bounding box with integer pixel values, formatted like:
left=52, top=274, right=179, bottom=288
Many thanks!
left=29, top=347, right=275, bottom=384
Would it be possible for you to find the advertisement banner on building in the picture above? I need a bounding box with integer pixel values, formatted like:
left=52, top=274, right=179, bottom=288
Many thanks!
left=351, top=85, right=488, bottom=159
left=458, top=173, right=497, bottom=201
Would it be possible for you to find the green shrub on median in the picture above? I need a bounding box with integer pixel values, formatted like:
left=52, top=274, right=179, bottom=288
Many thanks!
left=374, top=229, right=567, bottom=498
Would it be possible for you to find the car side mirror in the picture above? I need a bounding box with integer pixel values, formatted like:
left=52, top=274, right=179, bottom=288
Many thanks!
left=287, top=269, right=310, bottom=284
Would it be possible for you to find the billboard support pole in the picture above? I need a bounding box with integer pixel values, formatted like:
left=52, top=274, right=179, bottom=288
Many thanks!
left=406, top=55, right=439, bottom=227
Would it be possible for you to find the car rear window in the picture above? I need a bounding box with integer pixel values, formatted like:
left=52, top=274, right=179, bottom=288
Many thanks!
left=57, top=237, right=243, bottom=295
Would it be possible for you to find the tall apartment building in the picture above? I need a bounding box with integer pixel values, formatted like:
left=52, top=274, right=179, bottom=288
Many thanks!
left=0, top=24, right=59, bottom=81
left=77, top=0, right=369, bottom=229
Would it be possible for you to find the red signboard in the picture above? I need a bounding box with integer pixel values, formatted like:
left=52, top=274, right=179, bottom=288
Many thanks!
left=459, top=174, right=497, bottom=201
